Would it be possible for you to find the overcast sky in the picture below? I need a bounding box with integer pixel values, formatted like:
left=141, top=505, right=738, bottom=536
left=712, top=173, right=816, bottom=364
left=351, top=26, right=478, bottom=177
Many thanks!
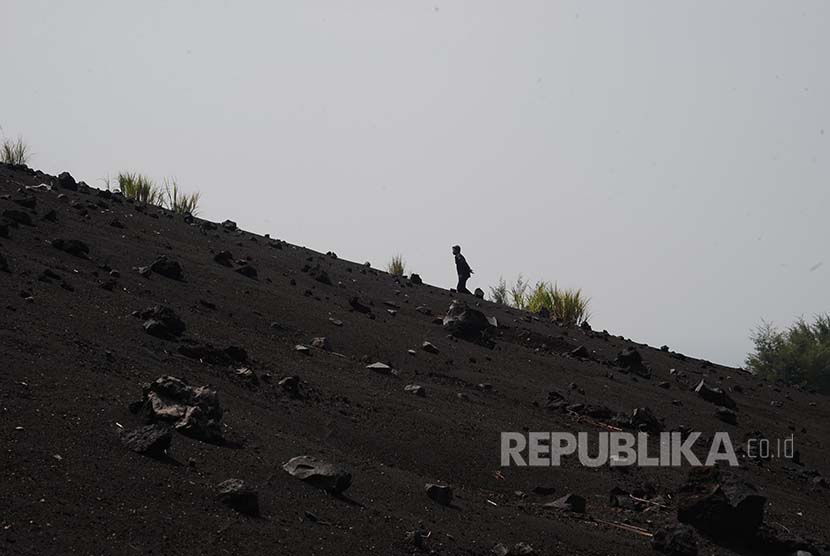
left=3, top=1, right=828, bottom=367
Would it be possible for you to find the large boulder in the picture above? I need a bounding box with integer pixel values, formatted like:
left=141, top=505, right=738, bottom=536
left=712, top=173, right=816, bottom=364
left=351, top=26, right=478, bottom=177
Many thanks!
left=677, top=467, right=765, bottom=541
left=135, top=376, right=224, bottom=443
left=693, top=379, right=736, bottom=410
left=57, top=171, right=78, bottom=191
left=442, top=301, right=490, bottom=338
left=283, top=455, right=352, bottom=494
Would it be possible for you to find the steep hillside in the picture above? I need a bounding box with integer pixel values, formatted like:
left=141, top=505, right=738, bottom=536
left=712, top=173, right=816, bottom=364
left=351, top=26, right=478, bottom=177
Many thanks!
left=1, top=163, right=828, bottom=556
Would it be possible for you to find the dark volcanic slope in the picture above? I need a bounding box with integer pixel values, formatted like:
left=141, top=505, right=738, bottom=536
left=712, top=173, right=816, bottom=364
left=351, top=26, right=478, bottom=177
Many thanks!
left=1, top=164, right=828, bottom=556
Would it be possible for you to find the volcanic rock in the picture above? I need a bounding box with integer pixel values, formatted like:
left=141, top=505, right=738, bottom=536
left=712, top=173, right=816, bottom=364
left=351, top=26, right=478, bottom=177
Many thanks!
left=283, top=455, right=352, bottom=493
left=149, top=256, right=184, bottom=280
left=349, top=297, right=372, bottom=314
left=222, top=219, right=237, bottom=231
left=2, top=209, right=32, bottom=226
left=409, top=273, right=423, bottom=285
left=51, top=239, right=89, bottom=258
left=652, top=523, right=698, bottom=556
left=442, top=301, right=490, bottom=338
left=120, top=424, right=172, bottom=458
left=136, top=376, right=224, bottom=443
left=693, top=379, right=736, bottom=410
left=57, top=171, right=78, bottom=191
left=677, top=467, right=765, bottom=541
left=404, top=384, right=426, bottom=397
left=425, top=483, right=453, bottom=505
left=235, top=264, right=258, bottom=279
left=474, top=287, right=485, bottom=299
left=421, top=341, right=439, bottom=354
left=139, top=305, right=186, bottom=338
left=544, top=493, right=586, bottom=513
left=216, top=479, right=260, bottom=515
left=213, top=251, right=233, bottom=266
left=715, top=406, right=737, bottom=425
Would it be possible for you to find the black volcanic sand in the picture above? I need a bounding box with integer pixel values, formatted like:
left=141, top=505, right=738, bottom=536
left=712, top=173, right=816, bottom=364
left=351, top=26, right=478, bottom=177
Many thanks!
left=1, top=163, right=828, bottom=556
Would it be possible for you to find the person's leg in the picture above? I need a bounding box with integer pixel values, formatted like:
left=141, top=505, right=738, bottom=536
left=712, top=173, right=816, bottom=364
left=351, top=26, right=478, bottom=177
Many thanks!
left=458, top=274, right=470, bottom=294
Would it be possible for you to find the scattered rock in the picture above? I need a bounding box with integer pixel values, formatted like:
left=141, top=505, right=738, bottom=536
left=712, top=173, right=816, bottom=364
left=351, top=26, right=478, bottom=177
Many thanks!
left=120, top=424, right=172, bottom=458
left=415, top=306, right=433, bottom=316
left=295, top=344, right=311, bottom=355
left=222, top=219, right=237, bottom=231
left=139, top=305, right=186, bottom=339
left=57, top=172, right=78, bottom=191
left=278, top=376, right=303, bottom=398
left=213, top=251, right=234, bottom=266
left=216, top=479, right=260, bottom=515
left=404, top=384, right=426, bottom=397
left=51, top=238, right=89, bottom=258
left=283, top=455, right=352, bottom=493
left=715, top=406, right=737, bottom=425
left=443, top=300, right=490, bottom=338
left=235, top=264, right=258, bottom=279
left=421, top=341, right=439, bottom=354
left=135, top=376, right=224, bottom=443
left=545, top=493, right=586, bottom=513
left=349, top=297, right=372, bottom=314
left=677, top=467, right=765, bottom=541
left=409, top=273, right=423, bottom=285
left=570, top=345, right=589, bottom=358
left=652, top=523, right=698, bottom=556
left=425, top=483, right=453, bottom=505
left=311, top=337, right=331, bottom=351
left=149, top=256, right=184, bottom=280
left=693, top=379, right=736, bottom=410
left=309, top=265, right=332, bottom=285
left=614, top=348, right=650, bottom=377
left=366, top=362, right=393, bottom=375
left=474, top=287, right=485, bottom=298
left=630, top=407, right=662, bottom=432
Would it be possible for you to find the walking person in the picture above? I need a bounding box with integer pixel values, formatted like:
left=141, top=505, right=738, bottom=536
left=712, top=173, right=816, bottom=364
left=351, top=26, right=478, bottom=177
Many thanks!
left=452, top=245, right=473, bottom=294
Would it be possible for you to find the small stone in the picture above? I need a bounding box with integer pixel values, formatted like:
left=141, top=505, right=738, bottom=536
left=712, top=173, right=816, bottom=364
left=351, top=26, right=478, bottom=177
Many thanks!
left=149, top=256, right=183, bottom=280
left=421, top=341, right=439, bottom=354
left=404, top=384, right=426, bottom=397
left=366, top=362, right=392, bottom=374
left=311, top=337, right=331, bottom=351
left=295, top=344, right=311, bottom=355
left=283, top=455, right=352, bottom=493
left=544, top=493, right=585, bottom=513
left=120, top=424, right=172, bottom=457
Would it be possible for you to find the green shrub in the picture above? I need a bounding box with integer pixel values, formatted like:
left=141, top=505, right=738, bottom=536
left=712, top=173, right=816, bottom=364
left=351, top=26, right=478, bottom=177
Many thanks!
left=512, top=278, right=590, bottom=325
left=163, top=178, right=201, bottom=215
left=746, top=315, right=830, bottom=393
left=386, top=255, right=406, bottom=276
left=118, top=172, right=162, bottom=204
left=1, top=136, right=30, bottom=165
left=489, top=277, right=508, bottom=304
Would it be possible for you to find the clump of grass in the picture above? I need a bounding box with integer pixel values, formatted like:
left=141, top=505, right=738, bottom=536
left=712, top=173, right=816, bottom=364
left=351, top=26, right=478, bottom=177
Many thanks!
left=526, top=281, right=591, bottom=326
left=163, top=178, right=201, bottom=215
left=118, top=172, right=162, bottom=204
left=510, top=274, right=529, bottom=310
left=1, top=136, right=31, bottom=165
left=386, top=255, right=406, bottom=276
left=489, top=276, right=509, bottom=304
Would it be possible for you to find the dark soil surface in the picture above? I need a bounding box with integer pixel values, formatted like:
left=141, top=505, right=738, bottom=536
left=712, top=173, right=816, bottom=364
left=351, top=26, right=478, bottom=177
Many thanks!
left=1, top=163, right=828, bottom=555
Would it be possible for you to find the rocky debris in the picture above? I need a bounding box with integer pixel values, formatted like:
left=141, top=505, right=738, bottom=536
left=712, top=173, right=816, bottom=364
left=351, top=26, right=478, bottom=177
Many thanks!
left=235, top=264, right=258, bottom=279
left=234, top=367, right=259, bottom=386
left=349, top=297, right=372, bottom=314
left=282, top=455, right=352, bottom=494
left=213, top=251, right=234, bottom=266
left=474, top=287, right=485, bottom=298
left=570, top=345, right=589, bottom=358
left=138, top=305, right=186, bottom=339
left=409, top=273, right=423, bottom=285
left=149, top=256, right=184, bottom=280
left=614, top=347, right=650, bottom=377
left=415, top=306, right=433, bottom=316
left=54, top=171, right=77, bottom=190
left=677, top=467, right=765, bottom=541
left=404, top=384, right=426, bottom=397
left=178, top=343, right=248, bottom=365
left=0, top=252, right=9, bottom=273
left=366, top=362, right=395, bottom=375
left=51, top=238, right=89, bottom=258
left=693, top=379, right=736, bottom=410
left=295, top=344, right=311, bottom=355
left=311, top=337, right=331, bottom=351
left=120, top=424, right=172, bottom=458
left=715, top=407, right=737, bottom=425
left=630, top=407, right=662, bottom=433
left=216, top=479, right=260, bottom=515
left=421, top=341, right=439, bottom=354
left=3, top=209, right=32, bottom=226
left=609, top=487, right=637, bottom=510
left=652, top=523, right=698, bottom=556
left=278, top=376, right=303, bottom=398
left=222, top=219, right=237, bottom=231
left=443, top=301, right=490, bottom=338
left=405, top=527, right=430, bottom=548
left=308, top=265, right=332, bottom=285
left=545, top=493, right=586, bottom=513
left=134, top=376, right=224, bottom=443
left=492, top=542, right=535, bottom=555
left=425, top=483, right=453, bottom=505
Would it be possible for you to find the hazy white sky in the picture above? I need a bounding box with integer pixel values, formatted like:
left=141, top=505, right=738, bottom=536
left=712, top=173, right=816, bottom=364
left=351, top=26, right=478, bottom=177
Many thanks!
left=3, top=1, right=828, bottom=367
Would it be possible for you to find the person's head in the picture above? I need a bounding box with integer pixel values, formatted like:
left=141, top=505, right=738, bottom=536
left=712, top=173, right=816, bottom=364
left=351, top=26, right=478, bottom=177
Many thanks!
left=452, top=245, right=461, bottom=255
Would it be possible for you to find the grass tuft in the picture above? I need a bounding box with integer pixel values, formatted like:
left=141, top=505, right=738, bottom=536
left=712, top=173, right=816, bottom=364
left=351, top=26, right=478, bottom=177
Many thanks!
left=118, top=172, right=162, bottom=204
left=1, top=136, right=31, bottom=165
left=386, top=255, right=406, bottom=276
left=163, top=178, right=201, bottom=215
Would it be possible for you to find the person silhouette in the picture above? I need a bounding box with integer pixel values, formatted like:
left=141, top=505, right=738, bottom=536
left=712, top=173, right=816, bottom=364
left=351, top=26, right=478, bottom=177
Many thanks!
left=452, top=245, right=473, bottom=294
